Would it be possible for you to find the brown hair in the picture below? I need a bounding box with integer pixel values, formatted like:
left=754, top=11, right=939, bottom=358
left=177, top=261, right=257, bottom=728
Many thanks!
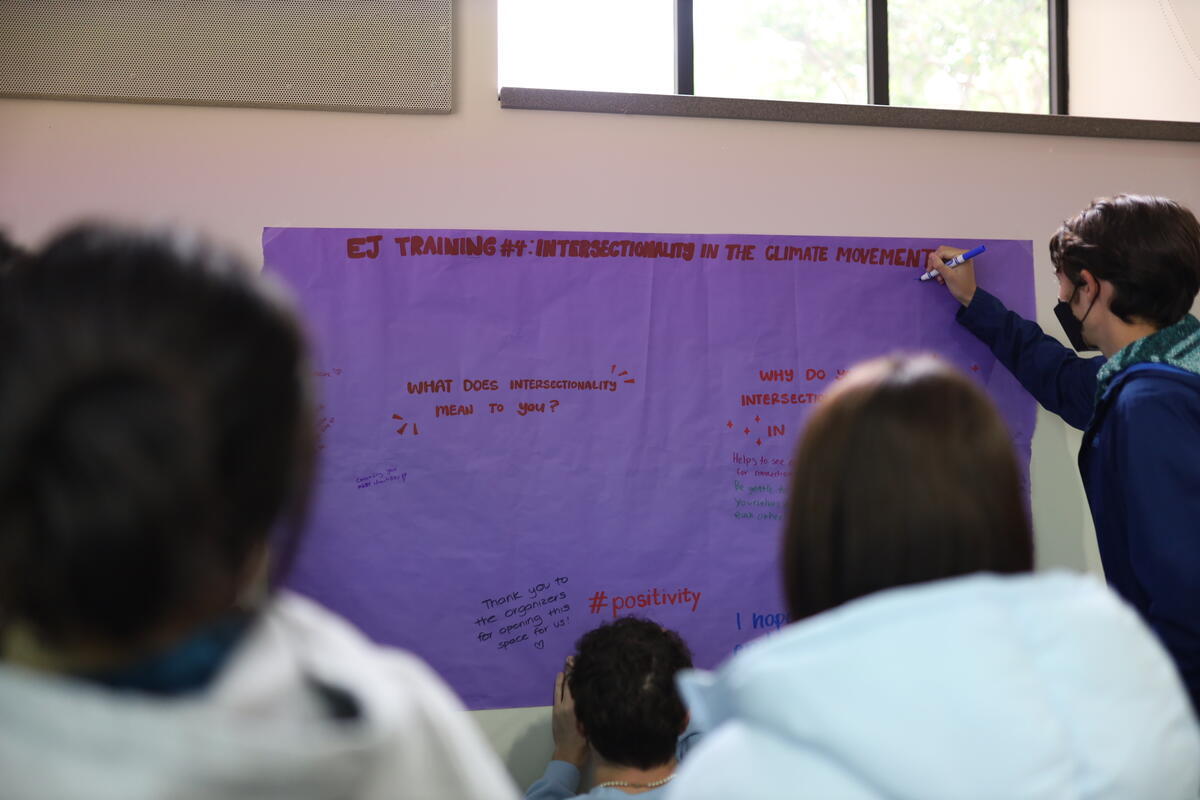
left=1050, top=194, right=1200, bottom=328
left=782, top=354, right=1033, bottom=621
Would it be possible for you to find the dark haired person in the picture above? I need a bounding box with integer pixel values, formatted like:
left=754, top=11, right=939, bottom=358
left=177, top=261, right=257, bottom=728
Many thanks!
left=928, top=194, right=1200, bottom=712
left=0, top=230, right=27, bottom=272
left=669, top=355, right=1198, bottom=798
left=527, top=617, right=696, bottom=799
left=0, top=224, right=518, bottom=799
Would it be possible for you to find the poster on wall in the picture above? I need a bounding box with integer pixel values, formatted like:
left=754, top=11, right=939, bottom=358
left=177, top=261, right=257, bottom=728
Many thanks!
left=263, top=227, right=1036, bottom=709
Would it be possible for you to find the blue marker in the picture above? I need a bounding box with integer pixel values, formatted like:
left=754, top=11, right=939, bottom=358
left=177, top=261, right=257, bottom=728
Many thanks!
left=918, top=244, right=986, bottom=281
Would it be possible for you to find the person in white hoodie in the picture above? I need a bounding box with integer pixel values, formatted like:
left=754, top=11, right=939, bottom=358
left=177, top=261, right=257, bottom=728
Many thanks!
left=0, top=223, right=519, bottom=800
left=670, top=354, right=1200, bottom=800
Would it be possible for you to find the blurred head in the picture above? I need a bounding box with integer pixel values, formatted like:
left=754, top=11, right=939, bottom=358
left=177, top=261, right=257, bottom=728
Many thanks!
left=0, top=223, right=314, bottom=653
left=0, top=230, right=28, bottom=273
left=782, top=354, right=1033, bottom=622
left=568, top=617, right=693, bottom=769
left=1050, top=194, right=1200, bottom=328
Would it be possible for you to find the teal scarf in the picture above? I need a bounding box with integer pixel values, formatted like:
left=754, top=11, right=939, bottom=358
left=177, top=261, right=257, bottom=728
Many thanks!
left=80, top=614, right=249, bottom=696
left=1096, top=314, right=1200, bottom=402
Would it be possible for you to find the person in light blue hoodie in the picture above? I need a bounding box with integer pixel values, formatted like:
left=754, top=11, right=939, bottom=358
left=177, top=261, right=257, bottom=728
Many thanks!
left=669, top=354, right=1200, bottom=800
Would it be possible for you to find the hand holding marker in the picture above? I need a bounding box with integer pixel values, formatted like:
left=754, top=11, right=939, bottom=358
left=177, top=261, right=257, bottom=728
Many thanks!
left=918, top=245, right=986, bottom=282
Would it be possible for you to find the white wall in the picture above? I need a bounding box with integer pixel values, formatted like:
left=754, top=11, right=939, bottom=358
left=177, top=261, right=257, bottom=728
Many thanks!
left=1, top=1, right=1199, bottom=790
left=1070, top=0, right=1200, bottom=121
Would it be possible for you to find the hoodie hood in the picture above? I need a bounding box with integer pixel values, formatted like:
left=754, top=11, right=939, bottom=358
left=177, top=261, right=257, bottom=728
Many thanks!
left=677, top=572, right=1200, bottom=799
left=0, top=591, right=515, bottom=800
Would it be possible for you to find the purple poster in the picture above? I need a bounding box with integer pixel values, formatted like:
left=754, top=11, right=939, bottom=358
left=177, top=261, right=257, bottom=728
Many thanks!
left=263, top=228, right=1036, bottom=709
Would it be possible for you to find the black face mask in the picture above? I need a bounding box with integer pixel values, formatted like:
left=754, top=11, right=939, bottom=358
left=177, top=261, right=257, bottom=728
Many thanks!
left=1054, top=286, right=1098, bottom=352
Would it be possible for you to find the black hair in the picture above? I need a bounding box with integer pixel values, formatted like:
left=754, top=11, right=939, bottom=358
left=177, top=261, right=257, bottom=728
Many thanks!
left=0, top=230, right=28, bottom=273
left=567, top=617, right=692, bottom=770
left=783, top=354, right=1033, bottom=621
left=0, top=223, right=313, bottom=648
left=1050, top=194, right=1200, bottom=328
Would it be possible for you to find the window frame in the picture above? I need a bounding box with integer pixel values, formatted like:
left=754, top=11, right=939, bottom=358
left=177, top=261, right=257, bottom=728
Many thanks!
left=673, top=0, right=1067, bottom=113
left=500, top=0, right=1200, bottom=142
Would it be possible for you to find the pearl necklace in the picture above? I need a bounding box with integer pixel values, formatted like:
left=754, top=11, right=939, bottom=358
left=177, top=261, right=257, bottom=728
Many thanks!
left=594, top=773, right=676, bottom=790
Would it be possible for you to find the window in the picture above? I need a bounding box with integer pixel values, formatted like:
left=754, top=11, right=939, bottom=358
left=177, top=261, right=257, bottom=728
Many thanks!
left=499, top=0, right=1059, bottom=115
left=692, top=1, right=868, bottom=105
left=886, top=0, right=1050, bottom=113
left=498, top=0, right=675, bottom=95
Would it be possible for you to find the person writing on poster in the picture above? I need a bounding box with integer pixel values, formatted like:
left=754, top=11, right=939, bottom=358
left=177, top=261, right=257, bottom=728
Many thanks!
left=926, top=194, right=1200, bottom=712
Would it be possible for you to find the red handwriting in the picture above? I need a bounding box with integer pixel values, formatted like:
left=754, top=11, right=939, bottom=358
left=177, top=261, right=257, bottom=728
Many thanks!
left=610, top=364, right=636, bottom=384
left=510, top=378, right=616, bottom=391
left=533, top=238, right=697, bottom=261
left=347, top=236, right=382, bottom=259
left=724, top=243, right=756, bottom=261
left=740, top=392, right=823, bottom=406
left=516, top=401, right=546, bottom=416
left=435, top=404, right=474, bottom=417
left=392, top=413, right=419, bottom=436
left=588, top=586, right=703, bottom=617
left=344, top=235, right=943, bottom=272
left=345, top=235, right=500, bottom=259
left=757, top=368, right=847, bottom=384
left=764, top=244, right=829, bottom=263
left=394, top=235, right=496, bottom=257
left=408, top=379, right=453, bottom=394
left=346, top=236, right=938, bottom=268
left=835, top=246, right=933, bottom=268
left=390, top=366, right=639, bottom=434
left=408, top=377, right=625, bottom=394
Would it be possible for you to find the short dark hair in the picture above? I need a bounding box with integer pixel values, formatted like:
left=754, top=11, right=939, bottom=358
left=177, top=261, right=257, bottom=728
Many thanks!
left=568, top=617, right=693, bottom=770
left=0, top=223, right=314, bottom=647
left=1050, top=194, right=1200, bottom=328
left=783, top=354, right=1033, bottom=622
left=0, top=230, right=28, bottom=273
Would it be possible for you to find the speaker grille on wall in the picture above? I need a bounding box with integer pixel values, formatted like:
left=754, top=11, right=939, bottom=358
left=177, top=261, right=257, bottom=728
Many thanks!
left=0, top=1, right=452, bottom=113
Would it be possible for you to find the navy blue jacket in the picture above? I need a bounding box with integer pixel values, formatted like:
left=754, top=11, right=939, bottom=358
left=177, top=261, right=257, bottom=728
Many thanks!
left=958, top=289, right=1200, bottom=712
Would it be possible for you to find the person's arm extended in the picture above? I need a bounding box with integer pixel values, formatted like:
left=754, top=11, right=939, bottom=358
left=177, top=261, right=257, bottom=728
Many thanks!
left=957, top=289, right=1102, bottom=429
left=926, top=246, right=1101, bottom=429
